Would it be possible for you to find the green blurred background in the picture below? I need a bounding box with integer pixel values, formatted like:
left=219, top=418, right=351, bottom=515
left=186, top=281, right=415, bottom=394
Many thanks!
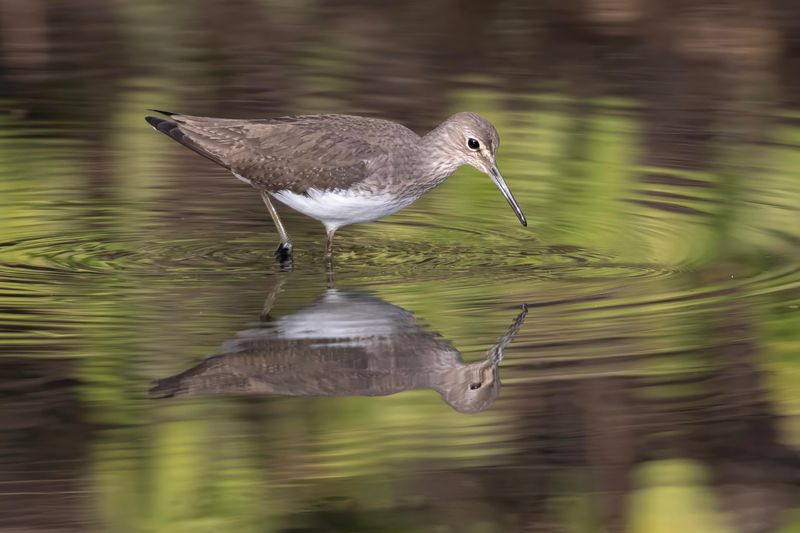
left=0, top=0, right=799, bottom=531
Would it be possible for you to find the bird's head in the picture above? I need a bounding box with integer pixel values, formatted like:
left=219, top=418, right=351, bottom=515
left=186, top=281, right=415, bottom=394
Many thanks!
left=436, top=112, right=527, bottom=226
left=436, top=359, right=501, bottom=414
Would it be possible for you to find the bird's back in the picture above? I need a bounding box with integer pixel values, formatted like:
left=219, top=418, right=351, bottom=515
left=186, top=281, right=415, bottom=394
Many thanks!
left=145, top=112, right=421, bottom=194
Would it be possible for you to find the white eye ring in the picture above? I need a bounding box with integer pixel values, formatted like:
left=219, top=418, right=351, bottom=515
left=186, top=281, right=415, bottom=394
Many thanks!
left=467, top=137, right=480, bottom=151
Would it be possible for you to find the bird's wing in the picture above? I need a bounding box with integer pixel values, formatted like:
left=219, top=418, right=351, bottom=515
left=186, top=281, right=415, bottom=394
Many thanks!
left=145, top=112, right=387, bottom=193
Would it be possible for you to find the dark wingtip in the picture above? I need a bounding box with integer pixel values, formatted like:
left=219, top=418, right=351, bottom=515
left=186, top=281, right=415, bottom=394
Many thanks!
left=149, top=378, right=179, bottom=399
left=143, top=112, right=230, bottom=170
left=144, top=115, right=178, bottom=136
left=145, top=115, right=163, bottom=128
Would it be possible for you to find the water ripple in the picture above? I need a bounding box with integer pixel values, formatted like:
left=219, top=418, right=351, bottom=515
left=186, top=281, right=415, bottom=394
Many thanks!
left=0, top=229, right=682, bottom=282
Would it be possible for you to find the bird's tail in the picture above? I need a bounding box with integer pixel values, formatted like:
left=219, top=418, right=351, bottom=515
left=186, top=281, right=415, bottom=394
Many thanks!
left=144, top=109, right=230, bottom=169
left=148, top=374, right=186, bottom=399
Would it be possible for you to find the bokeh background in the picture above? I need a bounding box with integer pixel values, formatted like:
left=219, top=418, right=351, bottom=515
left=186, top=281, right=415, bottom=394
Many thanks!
left=1, top=1, right=799, bottom=531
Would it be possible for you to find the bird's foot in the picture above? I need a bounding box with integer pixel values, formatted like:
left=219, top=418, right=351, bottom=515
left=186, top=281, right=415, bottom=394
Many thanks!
left=275, top=242, right=293, bottom=265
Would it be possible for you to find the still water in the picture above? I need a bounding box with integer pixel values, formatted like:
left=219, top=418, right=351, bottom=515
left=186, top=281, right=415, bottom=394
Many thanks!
left=1, top=1, right=799, bottom=531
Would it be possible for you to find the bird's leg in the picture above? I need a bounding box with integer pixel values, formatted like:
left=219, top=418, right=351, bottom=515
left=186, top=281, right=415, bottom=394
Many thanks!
left=324, top=228, right=336, bottom=270
left=261, top=191, right=292, bottom=263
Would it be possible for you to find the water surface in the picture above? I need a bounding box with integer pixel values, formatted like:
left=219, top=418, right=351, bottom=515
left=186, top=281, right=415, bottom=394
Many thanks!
left=1, top=1, right=799, bottom=531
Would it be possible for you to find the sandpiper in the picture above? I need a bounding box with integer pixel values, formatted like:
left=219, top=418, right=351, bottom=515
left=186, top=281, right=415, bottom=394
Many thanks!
left=145, top=110, right=526, bottom=264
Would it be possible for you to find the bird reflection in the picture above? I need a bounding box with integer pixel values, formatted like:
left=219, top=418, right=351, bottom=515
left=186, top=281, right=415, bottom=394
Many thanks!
left=151, top=289, right=527, bottom=413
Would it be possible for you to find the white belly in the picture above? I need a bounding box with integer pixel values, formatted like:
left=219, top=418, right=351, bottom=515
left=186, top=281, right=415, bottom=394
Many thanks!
left=271, top=188, right=413, bottom=231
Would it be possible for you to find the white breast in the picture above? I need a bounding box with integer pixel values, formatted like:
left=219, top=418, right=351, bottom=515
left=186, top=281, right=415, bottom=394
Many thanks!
left=272, top=188, right=413, bottom=231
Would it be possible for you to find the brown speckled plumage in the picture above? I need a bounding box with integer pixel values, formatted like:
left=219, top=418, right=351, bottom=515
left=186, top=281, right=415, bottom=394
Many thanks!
left=148, top=113, right=409, bottom=194
left=146, top=111, right=500, bottom=197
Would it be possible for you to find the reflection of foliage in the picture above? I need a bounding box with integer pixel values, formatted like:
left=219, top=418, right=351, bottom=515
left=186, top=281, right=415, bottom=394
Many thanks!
left=0, top=1, right=799, bottom=531
left=1, top=89, right=799, bottom=529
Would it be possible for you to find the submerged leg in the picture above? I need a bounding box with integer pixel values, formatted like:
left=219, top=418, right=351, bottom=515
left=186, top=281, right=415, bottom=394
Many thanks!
left=259, top=276, right=287, bottom=321
left=260, top=191, right=292, bottom=263
left=324, top=228, right=336, bottom=269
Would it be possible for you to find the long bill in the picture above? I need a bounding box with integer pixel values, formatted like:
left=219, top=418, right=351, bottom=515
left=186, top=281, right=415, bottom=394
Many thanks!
left=490, top=167, right=527, bottom=227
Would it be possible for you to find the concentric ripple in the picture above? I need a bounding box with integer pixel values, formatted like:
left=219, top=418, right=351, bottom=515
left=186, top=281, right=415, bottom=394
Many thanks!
left=0, top=226, right=681, bottom=284
left=0, top=234, right=268, bottom=276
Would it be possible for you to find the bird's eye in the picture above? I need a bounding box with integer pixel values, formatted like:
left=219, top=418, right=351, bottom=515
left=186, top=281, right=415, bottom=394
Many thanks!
left=467, top=138, right=480, bottom=151
left=469, top=382, right=482, bottom=390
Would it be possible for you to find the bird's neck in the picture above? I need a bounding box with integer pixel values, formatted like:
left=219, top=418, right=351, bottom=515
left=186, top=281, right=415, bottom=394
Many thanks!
left=418, top=123, right=463, bottom=187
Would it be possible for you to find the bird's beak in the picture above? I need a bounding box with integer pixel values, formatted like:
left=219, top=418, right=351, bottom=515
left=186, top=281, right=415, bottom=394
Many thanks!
left=489, top=166, right=527, bottom=226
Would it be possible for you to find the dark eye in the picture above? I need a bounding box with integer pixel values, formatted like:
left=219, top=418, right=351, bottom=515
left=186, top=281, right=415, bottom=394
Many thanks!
left=469, top=382, right=482, bottom=390
left=467, top=138, right=480, bottom=151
